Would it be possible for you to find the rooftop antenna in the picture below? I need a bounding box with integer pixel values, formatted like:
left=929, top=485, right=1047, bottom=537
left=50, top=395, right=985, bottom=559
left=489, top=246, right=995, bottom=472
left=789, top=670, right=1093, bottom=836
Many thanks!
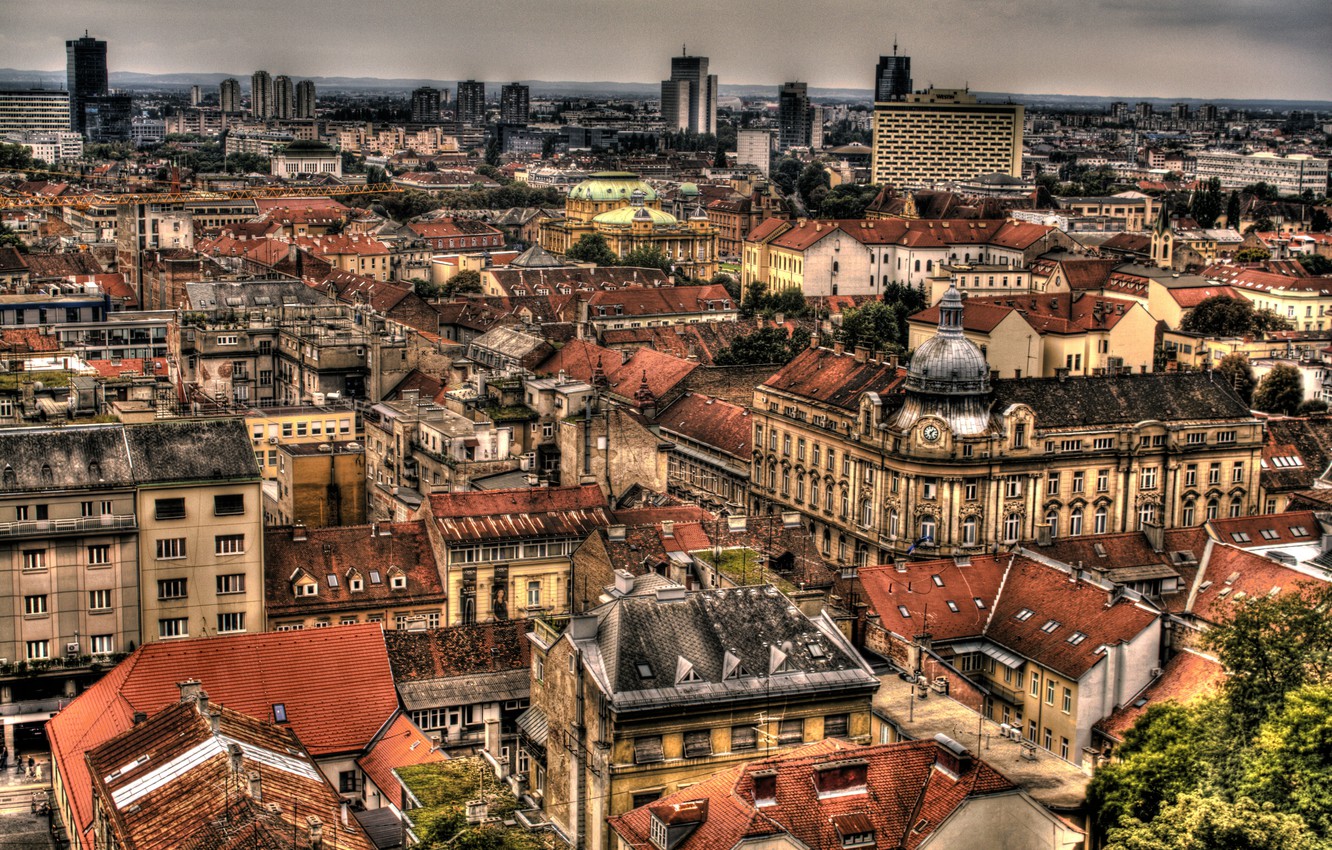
left=893, top=35, right=898, bottom=55
left=682, top=44, right=687, bottom=57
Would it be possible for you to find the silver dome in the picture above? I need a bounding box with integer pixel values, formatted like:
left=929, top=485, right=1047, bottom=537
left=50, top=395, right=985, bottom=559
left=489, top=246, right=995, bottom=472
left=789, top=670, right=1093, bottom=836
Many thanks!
left=905, top=286, right=991, bottom=396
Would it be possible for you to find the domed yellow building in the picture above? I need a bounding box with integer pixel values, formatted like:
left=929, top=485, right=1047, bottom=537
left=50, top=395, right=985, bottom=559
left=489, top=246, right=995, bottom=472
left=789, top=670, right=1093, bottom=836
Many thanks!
left=540, top=172, right=719, bottom=278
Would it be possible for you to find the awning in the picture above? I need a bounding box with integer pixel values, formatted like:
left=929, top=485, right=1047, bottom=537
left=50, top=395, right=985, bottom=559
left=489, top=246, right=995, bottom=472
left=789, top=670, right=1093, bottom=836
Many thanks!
left=981, top=644, right=1026, bottom=670
left=515, top=706, right=548, bottom=746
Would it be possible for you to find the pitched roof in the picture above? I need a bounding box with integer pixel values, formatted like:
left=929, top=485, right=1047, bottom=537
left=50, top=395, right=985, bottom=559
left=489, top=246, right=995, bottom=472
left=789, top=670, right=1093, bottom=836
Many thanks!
left=264, top=522, right=443, bottom=619
left=536, top=339, right=698, bottom=404
left=1185, top=543, right=1320, bottom=624
left=1204, top=510, right=1324, bottom=550
left=86, top=699, right=375, bottom=850
left=424, top=484, right=610, bottom=542
left=486, top=266, right=670, bottom=294
left=655, top=393, right=752, bottom=458
left=1262, top=416, right=1332, bottom=492
left=1095, top=650, right=1224, bottom=742
left=858, top=557, right=1009, bottom=642
left=407, top=218, right=504, bottom=240
left=992, top=372, right=1252, bottom=429
left=762, top=346, right=906, bottom=411
left=384, top=621, right=533, bottom=710
left=608, top=739, right=1020, bottom=850
left=356, top=713, right=447, bottom=808
left=47, top=625, right=398, bottom=846
left=587, top=284, right=732, bottom=318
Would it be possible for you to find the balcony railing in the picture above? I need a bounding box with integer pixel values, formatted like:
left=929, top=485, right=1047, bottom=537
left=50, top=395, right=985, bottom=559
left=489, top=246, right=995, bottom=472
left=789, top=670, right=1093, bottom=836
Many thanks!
left=0, top=514, right=137, bottom=538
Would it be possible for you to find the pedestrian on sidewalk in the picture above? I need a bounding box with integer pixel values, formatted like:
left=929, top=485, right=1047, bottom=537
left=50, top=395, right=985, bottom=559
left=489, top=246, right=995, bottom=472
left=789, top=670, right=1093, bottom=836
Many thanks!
left=27, top=755, right=34, bottom=778
left=0, top=743, right=7, bottom=770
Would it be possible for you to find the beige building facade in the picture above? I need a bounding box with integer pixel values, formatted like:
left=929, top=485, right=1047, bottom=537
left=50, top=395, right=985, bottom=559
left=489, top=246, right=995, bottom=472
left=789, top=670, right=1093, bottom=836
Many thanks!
left=871, top=89, right=1023, bottom=188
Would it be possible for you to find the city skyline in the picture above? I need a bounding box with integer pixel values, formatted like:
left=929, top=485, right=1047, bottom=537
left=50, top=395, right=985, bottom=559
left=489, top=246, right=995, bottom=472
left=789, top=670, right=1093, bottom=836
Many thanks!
left=1, top=0, right=1329, bottom=101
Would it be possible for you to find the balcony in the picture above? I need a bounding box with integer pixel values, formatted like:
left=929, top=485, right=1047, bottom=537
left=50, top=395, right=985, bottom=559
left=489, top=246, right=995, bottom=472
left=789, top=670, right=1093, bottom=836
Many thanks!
left=0, top=514, right=136, bottom=539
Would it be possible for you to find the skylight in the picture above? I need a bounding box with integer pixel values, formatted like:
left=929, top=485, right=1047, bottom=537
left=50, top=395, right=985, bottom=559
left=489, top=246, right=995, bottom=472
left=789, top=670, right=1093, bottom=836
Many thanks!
left=946, top=600, right=959, bottom=613
left=1231, top=532, right=1251, bottom=542
left=369, top=570, right=382, bottom=584
left=1259, top=529, right=1279, bottom=540
left=808, top=643, right=827, bottom=659
left=1067, top=631, right=1087, bottom=645
left=898, top=605, right=912, bottom=618
left=637, top=662, right=654, bottom=679
left=931, top=574, right=944, bottom=587
left=974, top=597, right=987, bottom=610
left=1290, top=526, right=1308, bottom=535
left=1040, top=620, right=1061, bottom=633
left=1015, top=608, right=1034, bottom=621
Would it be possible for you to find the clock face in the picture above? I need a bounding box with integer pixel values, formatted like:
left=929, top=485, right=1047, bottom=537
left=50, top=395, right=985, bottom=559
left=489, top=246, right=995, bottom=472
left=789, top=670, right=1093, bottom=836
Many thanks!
left=922, top=425, right=940, bottom=443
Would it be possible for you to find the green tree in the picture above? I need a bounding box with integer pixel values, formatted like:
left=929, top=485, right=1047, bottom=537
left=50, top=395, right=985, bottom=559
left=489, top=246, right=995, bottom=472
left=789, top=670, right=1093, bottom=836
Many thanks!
left=1297, top=399, right=1330, bottom=415
left=366, top=165, right=388, bottom=186
left=1243, top=182, right=1280, bottom=202
left=1189, top=177, right=1224, bottom=228
left=620, top=245, right=672, bottom=274
left=0, top=142, right=35, bottom=171
left=714, top=327, right=798, bottom=366
left=0, top=223, right=26, bottom=253
left=442, top=269, right=482, bottom=297
left=710, top=272, right=740, bottom=301
left=1203, top=583, right=1332, bottom=732
left=1300, top=254, right=1332, bottom=275
left=484, top=135, right=501, bottom=167
left=1088, top=703, right=1216, bottom=838
left=1215, top=353, right=1257, bottom=405
left=817, top=183, right=879, bottom=219
left=1225, top=191, right=1242, bottom=229
left=714, top=140, right=728, bottom=168
left=772, top=156, right=802, bottom=196
left=1104, top=792, right=1323, bottom=850
left=1252, top=363, right=1306, bottom=415
left=796, top=163, right=830, bottom=207
left=1233, top=248, right=1271, bottom=263
left=1311, top=208, right=1330, bottom=233
left=838, top=300, right=903, bottom=351
left=564, top=232, right=617, bottom=266
left=377, top=190, right=442, bottom=222
left=1238, top=685, right=1332, bottom=837
left=1181, top=295, right=1290, bottom=337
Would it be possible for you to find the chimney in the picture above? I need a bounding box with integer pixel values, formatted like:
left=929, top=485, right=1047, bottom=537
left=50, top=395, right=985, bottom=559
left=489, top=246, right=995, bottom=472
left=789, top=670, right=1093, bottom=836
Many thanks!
left=809, top=332, right=820, bottom=350
left=932, top=734, right=974, bottom=777
left=1036, top=524, right=1052, bottom=547
left=854, top=345, right=869, bottom=363
left=247, top=770, right=263, bottom=801
left=177, top=679, right=204, bottom=705
left=814, top=760, right=868, bottom=797
left=227, top=742, right=243, bottom=774
left=1142, top=521, right=1164, bottom=553
left=207, top=708, right=221, bottom=735
left=341, top=800, right=349, bottom=828
left=307, top=816, right=324, bottom=850
left=888, top=353, right=899, bottom=370
left=834, top=341, right=845, bottom=356
left=661, top=520, right=675, bottom=538
left=753, top=771, right=778, bottom=807
left=293, top=523, right=307, bottom=542
left=614, top=569, right=635, bottom=596
left=132, top=711, right=148, bottom=725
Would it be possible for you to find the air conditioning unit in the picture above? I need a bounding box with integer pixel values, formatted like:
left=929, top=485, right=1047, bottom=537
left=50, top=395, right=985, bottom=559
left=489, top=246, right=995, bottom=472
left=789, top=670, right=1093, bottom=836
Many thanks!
left=66, top=642, right=80, bottom=655
left=268, top=437, right=279, bottom=444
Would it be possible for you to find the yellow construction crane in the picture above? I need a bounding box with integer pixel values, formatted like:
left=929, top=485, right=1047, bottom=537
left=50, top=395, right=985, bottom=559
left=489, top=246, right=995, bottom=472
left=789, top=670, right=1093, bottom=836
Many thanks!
left=0, top=181, right=403, bottom=210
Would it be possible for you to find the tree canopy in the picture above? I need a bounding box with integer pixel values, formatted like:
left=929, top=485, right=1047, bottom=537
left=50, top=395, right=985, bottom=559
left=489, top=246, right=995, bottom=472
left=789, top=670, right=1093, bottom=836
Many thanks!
left=1180, top=295, right=1290, bottom=337
left=1252, top=363, right=1305, bottom=416
left=1214, top=353, right=1256, bottom=405
left=563, top=232, right=618, bottom=266
left=1189, top=178, right=1224, bottom=228
left=620, top=245, right=673, bottom=274
left=714, top=326, right=811, bottom=366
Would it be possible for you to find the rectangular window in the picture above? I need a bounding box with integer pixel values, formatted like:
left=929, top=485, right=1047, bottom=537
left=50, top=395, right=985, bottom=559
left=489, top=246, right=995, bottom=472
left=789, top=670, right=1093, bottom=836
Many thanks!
left=217, top=574, right=246, bottom=595
left=14, top=505, right=27, bottom=521
left=156, top=538, right=186, bottom=560
left=1006, top=476, right=1022, bottom=498
left=922, top=478, right=938, bottom=500
left=81, top=500, right=95, bottom=517
left=1209, top=463, right=1221, bottom=485
left=86, top=543, right=111, bottom=566
left=1096, top=469, right=1109, bottom=492
left=1013, top=423, right=1026, bottom=448
left=1060, top=737, right=1070, bottom=760
left=215, top=534, right=245, bottom=555
left=154, top=497, right=186, bottom=520
left=339, top=770, right=360, bottom=793
left=964, top=479, right=978, bottom=501
left=1043, top=728, right=1053, bottom=750
left=158, top=618, right=188, bottom=638
left=633, top=736, right=665, bottom=765
left=26, top=640, right=49, bottom=660
left=731, top=725, right=757, bottom=751
left=1047, top=473, right=1060, bottom=496
left=527, top=580, right=541, bottom=607
left=1217, top=430, right=1236, bottom=444
left=824, top=714, right=849, bottom=737
left=778, top=718, right=804, bottom=744
left=1185, top=464, right=1197, bottom=486
left=90, top=634, right=113, bottom=655
left=1030, top=672, right=1040, bottom=696
left=1140, top=467, right=1158, bottom=490
left=214, top=494, right=245, bottom=516
left=1233, top=462, right=1245, bottom=484
left=89, top=589, right=112, bottom=611
left=683, top=729, right=712, bottom=759
left=217, top=612, right=246, bottom=633
left=24, top=594, right=47, bottom=615
left=1063, top=687, right=1072, bottom=713
left=1093, top=437, right=1113, bottom=450
left=158, top=578, right=188, bottom=599
left=1072, top=471, right=1084, bottom=492
left=1046, top=679, right=1056, bottom=705
left=22, top=549, right=46, bottom=570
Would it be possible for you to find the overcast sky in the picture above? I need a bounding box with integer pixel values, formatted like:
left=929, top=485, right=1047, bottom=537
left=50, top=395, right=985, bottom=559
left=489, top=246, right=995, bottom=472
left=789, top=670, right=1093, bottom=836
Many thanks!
left=3, top=0, right=1329, bottom=101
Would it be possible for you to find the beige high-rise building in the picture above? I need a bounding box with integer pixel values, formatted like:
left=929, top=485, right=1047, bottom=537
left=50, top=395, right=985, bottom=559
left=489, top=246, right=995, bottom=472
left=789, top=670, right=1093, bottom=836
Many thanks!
left=870, top=88, right=1023, bottom=188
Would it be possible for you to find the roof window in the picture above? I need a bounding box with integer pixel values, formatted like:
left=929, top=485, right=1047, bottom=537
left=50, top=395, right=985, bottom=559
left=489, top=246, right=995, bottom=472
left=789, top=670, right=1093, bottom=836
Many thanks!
left=1015, top=608, right=1034, bottom=621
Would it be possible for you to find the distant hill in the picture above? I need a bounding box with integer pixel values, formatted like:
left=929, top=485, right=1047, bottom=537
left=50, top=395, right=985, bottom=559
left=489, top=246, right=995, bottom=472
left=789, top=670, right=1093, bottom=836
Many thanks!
left=1, top=68, right=1328, bottom=112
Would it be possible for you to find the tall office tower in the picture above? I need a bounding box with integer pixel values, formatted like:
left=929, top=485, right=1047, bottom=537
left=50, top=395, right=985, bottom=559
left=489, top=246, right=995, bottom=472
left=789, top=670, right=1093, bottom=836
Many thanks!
left=190, top=85, right=202, bottom=106
left=456, top=80, right=486, bottom=124
left=219, top=78, right=242, bottom=113
left=870, top=88, right=1023, bottom=188
left=736, top=129, right=773, bottom=175
left=778, top=82, right=820, bottom=150
left=660, top=50, right=717, bottom=135
left=1171, top=102, right=1190, bottom=122
left=251, top=70, right=274, bottom=120
left=273, top=75, right=294, bottom=119
left=1109, top=101, right=1129, bottom=123
left=1197, top=103, right=1218, bottom=124
left=411, top=86, right=442, bottom=123
left=1135, top=101, right=1153, bottom=121
left=874, top=43, right=911, bottom=102
left=295, top=80, right=317, bottom=119
left=66, top=32, right=108, bottom=134
left=0, top=90, right=72, bottom=135
left=500, top=83, right=530, bottom=125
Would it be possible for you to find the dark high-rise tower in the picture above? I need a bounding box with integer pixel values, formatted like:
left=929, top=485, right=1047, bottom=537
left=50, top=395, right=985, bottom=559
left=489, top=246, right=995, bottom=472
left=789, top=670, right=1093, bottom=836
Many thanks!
left=456, top=80, right=486, bottom=124
left=778, top=82, right=816, bottom=150
left=500, top=83, right=530, bottom=125
left=251, top=70, right=273, bottom=120
left=411, top=87, right=442, bottom=123
left=220, top=78, right=242, bottom=113
left=295, top=80, right=317, bottom=119
left=661, top=49, right=717, bottom=135
left=273, top=75, right=294, bottom=120
left=874, top=41, right=911, bottom=103
left=66, top=32, right=108, bottom=134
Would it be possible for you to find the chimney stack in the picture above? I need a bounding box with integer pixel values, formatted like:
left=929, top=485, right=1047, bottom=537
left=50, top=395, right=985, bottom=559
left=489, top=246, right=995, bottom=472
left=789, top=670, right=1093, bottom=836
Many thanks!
left=614, top=569, right=635, bottom=596
left=177, top=679, right=204, bottom=705
left=248, top=770, right=263, bottom=801
left=307, top=816, right=324, bottom=849
left=854, top=345, right=869, bottom=363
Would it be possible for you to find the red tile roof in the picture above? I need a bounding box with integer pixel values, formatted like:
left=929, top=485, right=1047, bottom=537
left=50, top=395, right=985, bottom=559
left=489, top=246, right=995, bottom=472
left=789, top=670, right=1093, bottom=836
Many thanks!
left=408, top=219, right=504, bottom=240
left=608, top=739, right=1020, bottom=850
left=1095, top=649, right=1224, bottom=742
left=1186, top=543, right=1321, bottom=624
left=293, top=234, right=391, bottom=257
left=47, top=625, right=398, bottom=846
left=1204, top=264, right=1332, bottom=296
left=85, top=357, right=170, bottom=378
left=1168, top=285, right=1243, bottom=308
left=423, top=484, right=611, bottom=542
left=762, top=346, right=906, bottom=411
left=859, top=556, right=1009, bottom=641
left=1204, top=510, right=1323, bottom=550
left=357, top=713, right=447, bottom=807
left=587, top=284, right=733, bottom=318
left=655, top=393, right=752, bottom=458
left=536, top=339, right=698, bottom=404
left=914, top=292, right=1141, bottom=336
left=254, top=197, right=347, bottom=214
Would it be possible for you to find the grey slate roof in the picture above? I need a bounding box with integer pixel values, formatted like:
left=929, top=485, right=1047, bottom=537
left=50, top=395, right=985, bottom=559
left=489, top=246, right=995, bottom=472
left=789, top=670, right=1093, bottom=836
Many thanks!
left=185, top=280, right=334, bottom=310
left=124, top=419, right=260, bottom=484
left=0, top=426, right=136, bottom=492
left=574, top=585, right=878, bottom=713
left=992, top=372, right=1252, bottom=430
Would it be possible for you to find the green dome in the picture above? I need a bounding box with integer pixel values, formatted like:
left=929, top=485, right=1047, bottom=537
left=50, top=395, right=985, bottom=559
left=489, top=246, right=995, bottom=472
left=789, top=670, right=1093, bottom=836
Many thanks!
left=568, top=172, right=659, bottom=202
left=679, top=182, right=700, bottom=196
left=592, top=206, right=679, bottom=226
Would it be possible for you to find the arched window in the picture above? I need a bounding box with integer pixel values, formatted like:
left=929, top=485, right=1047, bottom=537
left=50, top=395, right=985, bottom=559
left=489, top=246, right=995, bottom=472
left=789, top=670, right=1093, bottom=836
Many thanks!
left=767, top=464, right=776, bottom=489
left=962, top=515, right=978, bottom=546
left=919, top=515, right=937, bottom=544
left=821, top=526, right=831, bottom=555
left=925, top=260, right=933, bottom=272
left=1206, top=498, right=1219, bottom=520
left=796, top=476, right=805, bottom=503
left=840, top=490, right=849, bottom=519
left=1, top=466, right=14, bottom=489
left=914, top=259, right=921, bottom=272
left=1069, top=506, right=1083, bottom=537
left=781, top=468, right=790, bottom=496
left=1229, top=496, right=1243, bottom=518
left=809, top=477, right=819, bottom=509
left=40, top=464, right=53, bottom=486
left=1094, top=505, right=1108, bottom=534
left=1046, top=508, right=1060, bottom=539
left=887, top=509, right=900, bottom=539
left=1139, top=503, right=1158, bottom=528
left=1003, top=513, right=1021, bottom=543
left=883, top=275, right=889, bottom=286
left=1181, top=500, right=1196, bottom=527
left=832, top=260, right=839, bottom=274
left=837, top=534, right=847, bottom=562
left=860, top=499, right=873, bottom=528
left=825, top=482, right=834, bottom=510
left=88, top=460, right=102, bottom=480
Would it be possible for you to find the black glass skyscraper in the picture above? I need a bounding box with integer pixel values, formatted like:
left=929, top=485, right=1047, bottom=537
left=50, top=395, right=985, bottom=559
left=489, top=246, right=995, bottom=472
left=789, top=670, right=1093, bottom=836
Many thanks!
left=66, top=32, right=108, bottom=134
left=874, top=45, right=911, bottom=103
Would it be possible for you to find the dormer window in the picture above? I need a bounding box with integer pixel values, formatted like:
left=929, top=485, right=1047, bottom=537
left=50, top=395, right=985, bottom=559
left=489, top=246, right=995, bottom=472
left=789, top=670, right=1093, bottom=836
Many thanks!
left=296, top=581, right=317, bottom=597
left=347, top=571, right=363, bottom=592
left=389, top=567, right=407, bottom=590
left=675, top=657, right=701, bottom=685
left=833, top=813, right=875, bottom=848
